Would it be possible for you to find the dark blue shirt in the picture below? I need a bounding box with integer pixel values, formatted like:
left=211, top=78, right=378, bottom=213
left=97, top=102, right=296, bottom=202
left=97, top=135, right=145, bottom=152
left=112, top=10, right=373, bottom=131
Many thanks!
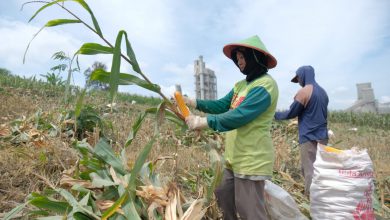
left=275, top=66, right=328, bottom=144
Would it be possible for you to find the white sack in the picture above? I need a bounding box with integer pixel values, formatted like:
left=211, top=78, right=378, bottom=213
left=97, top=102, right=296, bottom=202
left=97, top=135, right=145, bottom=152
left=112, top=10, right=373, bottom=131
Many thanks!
left=310, top=145, right=375, bottom=220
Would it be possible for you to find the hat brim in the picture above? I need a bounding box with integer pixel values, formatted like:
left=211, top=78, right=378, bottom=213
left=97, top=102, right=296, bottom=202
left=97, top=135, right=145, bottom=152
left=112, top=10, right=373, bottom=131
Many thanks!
left=291, top=75, right=298, bottom=83
left=223, top=43, right=277, bottom=69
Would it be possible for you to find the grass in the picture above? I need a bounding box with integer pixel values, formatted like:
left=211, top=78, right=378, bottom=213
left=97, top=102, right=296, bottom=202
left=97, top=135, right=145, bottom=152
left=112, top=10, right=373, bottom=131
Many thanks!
left=0, top=70, right=389, bottom=218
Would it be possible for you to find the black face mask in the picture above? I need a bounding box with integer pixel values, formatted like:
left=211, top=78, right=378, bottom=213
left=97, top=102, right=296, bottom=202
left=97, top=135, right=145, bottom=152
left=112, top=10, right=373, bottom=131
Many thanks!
left=231, top=48, right=268, bottom=82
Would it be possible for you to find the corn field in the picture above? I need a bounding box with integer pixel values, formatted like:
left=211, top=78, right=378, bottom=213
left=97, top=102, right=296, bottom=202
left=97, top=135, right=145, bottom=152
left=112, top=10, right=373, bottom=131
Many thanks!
left=0, top=0, right=389, bottom=219
left=329, top=111, right=390, bottom=130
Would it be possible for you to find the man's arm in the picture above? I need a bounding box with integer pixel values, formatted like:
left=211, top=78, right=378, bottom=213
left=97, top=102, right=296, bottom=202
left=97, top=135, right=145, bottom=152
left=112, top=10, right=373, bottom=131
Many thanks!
left=274, top=100, right=304, bottom=120
left=274, top=85, right=312, bottom=120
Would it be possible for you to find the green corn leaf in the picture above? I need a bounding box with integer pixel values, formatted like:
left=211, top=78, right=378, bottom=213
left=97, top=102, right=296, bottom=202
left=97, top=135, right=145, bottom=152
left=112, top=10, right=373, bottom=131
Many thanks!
left=25, top=0, right=102, bottom=63
left=100, top=186, right=120, bottom=201
left=75, top=89, right=86, bottom=118
left=93, top=139, right=126, bottom=175
left=139, top=162, right=161, bottom=187
left=90, top=69, right=160, bottom=93
left=73, top=212, right=93, bottom=220
left=145, top=107, right=185, bottom=127
left=101, top=193, right=129, bottom=220
left=73, top=0, right=102, bottom=36
left=2, top=201, right=28, bottom=220
left=122, top=199, right=142, bottom=220
left=74, top=140, right=94, bottom=154
left=23, top=26, right=42, bottom=63
left=71, top=184, right=91, bottom=194
left=81, top=158, right=103, bottom=171
left=123, top=32, right=141, bottom=74
left=128, top=137, right=156, bottom=200
left=56, top=189, right=79, bottom=207
left=206, top=149, right=223, bottom=204
left=64, top=56, right=77, bottom=104
left=90, top=173, right=116, bottom=188
left=102, top=142, right=152, bottom=219
left=56, top=189, right=99, bottom=219
left=166, top=115, right=186, bottom=127
left=76, top=43, right=113, bottom=55
left=45, top=19, right=81, bottom=27
left=79, top=192, right=91, bottom=206
left=25, top=3, right=75, bottom=64
left=125, top=112, right=147, bottom=147
left=109, top=30, right=126, bottom=102
left=28, top=0, right=66, bottom=22
left=29, top=197, right=70, bottom=214
left=101, top=186, right=141, bottom=220
left=27, top=210, right=50, bottom=217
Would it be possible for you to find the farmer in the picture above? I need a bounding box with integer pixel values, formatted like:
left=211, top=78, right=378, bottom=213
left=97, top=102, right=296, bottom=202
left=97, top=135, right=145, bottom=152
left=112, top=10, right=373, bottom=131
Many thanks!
left=182, top=35, right=279, bottom=219
left=274, top=65, right=329, bottom=196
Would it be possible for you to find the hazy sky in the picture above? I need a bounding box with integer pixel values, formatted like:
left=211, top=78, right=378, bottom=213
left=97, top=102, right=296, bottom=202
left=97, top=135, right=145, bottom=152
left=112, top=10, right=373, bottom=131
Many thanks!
left=1, top=0, right=389, bottom=110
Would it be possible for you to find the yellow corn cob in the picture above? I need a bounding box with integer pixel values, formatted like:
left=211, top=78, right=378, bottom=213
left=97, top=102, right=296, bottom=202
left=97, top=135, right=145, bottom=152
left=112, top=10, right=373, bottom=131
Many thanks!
left=174, top=91, right=190, bottom=118
left=324, top=146, right=343, bottom=154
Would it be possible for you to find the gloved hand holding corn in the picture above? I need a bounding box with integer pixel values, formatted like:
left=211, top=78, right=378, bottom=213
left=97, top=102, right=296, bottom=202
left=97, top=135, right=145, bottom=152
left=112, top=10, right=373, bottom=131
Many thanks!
left=173, top=92, right=208, bottom=130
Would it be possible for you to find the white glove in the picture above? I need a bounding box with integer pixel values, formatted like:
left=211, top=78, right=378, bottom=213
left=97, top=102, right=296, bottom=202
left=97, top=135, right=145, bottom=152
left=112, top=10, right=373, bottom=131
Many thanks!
left=185, top=115, right=208, bottom=130
left=183, top=96, right=196, bottom=108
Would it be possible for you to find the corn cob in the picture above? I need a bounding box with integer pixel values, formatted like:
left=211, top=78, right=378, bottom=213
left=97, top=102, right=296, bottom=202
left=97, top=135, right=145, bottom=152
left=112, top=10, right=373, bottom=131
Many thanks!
left=324, top=146, right=343, bottom=154
left=174, top=91, right=190, bottom=118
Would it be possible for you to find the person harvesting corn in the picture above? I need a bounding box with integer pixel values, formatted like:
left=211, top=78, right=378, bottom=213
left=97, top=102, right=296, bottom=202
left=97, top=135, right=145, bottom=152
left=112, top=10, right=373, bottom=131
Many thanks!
left=274, top=65, right=329, bottom=196
left=182, top=35, right=279, bottom=220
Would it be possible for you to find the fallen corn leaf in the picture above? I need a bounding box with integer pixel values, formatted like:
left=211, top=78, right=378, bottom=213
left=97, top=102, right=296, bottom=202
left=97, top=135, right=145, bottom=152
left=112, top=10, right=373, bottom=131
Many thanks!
left=181, top=199, right=206, bottom=220
left=165, top=191, right=177, bottom=220
left=148, top=202, right=163, bottom=220
left=96, top=200, right=124, bottom=215
left=60, top=174, right=95, bottom=189
left=109, top=166, right=127, bottom=187
left=136, top=185, right=169, bottom=206
left=0, top=127, right=11, bottom=137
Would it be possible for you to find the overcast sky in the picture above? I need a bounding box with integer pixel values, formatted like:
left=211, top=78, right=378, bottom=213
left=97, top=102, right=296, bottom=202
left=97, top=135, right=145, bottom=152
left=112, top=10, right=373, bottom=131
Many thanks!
left=1, top=0, right=389, bottom=110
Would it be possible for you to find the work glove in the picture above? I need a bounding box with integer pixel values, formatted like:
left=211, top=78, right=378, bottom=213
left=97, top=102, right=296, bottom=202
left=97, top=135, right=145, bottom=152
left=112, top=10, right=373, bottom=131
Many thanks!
left=183, top=96, right=196, bottom=108
left=185, top=115, right=208, bottom=130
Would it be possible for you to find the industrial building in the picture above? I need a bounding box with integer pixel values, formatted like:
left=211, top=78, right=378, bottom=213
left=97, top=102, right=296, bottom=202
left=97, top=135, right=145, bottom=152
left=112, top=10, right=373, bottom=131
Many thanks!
left=194, top=56, right=217, bottom=100
left=346, top=82, right=390, bottom=114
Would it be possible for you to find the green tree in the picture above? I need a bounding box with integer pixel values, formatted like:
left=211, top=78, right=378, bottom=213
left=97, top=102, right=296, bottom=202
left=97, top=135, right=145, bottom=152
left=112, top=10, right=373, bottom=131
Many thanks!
left=0, top=68, right=11, bottom=76
left=84, top=61, right=109, bottom=90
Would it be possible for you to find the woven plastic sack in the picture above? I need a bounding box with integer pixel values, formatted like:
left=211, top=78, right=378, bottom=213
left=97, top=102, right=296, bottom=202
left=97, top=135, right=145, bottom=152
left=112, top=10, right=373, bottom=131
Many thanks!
left=264, top=180, right=308, bottom=220
left=310, top=145, right=375, bottom=220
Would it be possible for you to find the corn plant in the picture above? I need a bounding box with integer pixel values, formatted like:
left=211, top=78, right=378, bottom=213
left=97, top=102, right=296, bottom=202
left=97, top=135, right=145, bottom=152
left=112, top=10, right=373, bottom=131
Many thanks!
left=22, top=0, right=181, bottom=118
left=4, top=0, right=223, bottom=219
left=40, top=72, right=65, bottom=86
left=329, top=111, right=390, bottom=130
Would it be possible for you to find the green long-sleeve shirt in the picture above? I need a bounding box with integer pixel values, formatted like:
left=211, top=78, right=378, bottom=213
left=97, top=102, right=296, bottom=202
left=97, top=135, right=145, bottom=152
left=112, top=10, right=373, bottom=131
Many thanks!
left=197, top=87, right=271, bottom=132
left=196, top=74, right=279, bottom=176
